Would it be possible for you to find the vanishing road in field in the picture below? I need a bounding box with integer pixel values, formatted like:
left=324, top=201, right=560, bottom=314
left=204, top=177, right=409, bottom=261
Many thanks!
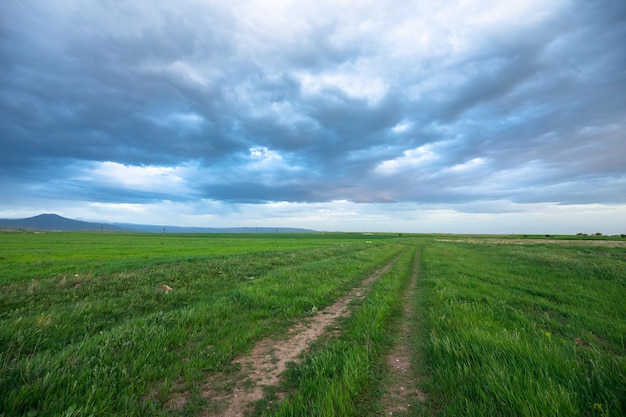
left=163, top=249, right=426, bottom=416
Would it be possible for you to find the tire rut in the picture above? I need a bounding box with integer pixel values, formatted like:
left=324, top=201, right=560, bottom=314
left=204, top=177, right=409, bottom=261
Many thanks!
left=195, top=251, right=404, bottom=417
left=382, top=248, right=427, bottom=416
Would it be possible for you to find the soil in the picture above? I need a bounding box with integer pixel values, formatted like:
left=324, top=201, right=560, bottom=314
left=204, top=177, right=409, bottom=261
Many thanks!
left=193, top=255, right=400, bottom=417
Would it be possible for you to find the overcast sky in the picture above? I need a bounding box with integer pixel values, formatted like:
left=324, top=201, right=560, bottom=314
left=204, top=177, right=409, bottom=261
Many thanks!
left=1, top=0, right=625, bottom=233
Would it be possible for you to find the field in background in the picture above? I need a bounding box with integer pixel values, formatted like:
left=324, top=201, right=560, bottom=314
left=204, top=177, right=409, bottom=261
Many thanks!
left=1, top=232, right=624, bottom=416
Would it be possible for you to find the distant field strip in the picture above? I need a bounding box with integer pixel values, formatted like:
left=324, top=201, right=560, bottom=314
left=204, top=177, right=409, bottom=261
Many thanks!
left=436, top=237, right=626, bottom=247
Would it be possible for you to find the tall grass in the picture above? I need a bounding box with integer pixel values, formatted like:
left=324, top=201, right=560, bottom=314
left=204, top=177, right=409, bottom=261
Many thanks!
left=418, top=241, right=625, bottom=417
left=0, top=232, right=402, bottom=416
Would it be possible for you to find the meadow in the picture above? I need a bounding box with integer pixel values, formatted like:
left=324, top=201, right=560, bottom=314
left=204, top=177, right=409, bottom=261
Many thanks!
left=0, top=232, right=624, bottom=416
left=417, top=239, right=625, bottom=417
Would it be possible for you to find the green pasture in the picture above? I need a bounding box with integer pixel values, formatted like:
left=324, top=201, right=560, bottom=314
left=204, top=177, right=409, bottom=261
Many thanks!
left=1, top=232, right=624, bottom=416
left=0, top=232, right=400, bottom=285
left=418, top=239, right=626, bottom=417
left=0, top=232, right=403, bottom=416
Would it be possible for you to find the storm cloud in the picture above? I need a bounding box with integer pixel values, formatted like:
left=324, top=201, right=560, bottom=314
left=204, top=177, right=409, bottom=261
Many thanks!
left=1, top=0, right=625, bottom=232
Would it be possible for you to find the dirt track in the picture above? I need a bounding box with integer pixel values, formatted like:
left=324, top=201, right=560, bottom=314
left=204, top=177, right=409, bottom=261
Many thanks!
left=382, top=249, right=426, bottom=416
left=192, top=254, right=402, bottom=417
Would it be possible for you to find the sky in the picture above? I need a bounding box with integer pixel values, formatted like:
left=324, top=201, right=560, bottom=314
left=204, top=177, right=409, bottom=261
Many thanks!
left=1, top=0, right=625, bottom=234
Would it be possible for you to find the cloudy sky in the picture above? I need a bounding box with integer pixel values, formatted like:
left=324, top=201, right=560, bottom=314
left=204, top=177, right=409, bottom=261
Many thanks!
left=1, top=0, right=625, bottom=233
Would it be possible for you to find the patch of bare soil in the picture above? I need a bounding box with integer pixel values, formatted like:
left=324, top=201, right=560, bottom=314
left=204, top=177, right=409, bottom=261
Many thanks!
left=193, top=255, right=401, bottom=417
left=382, top=251, right=426, bottom=416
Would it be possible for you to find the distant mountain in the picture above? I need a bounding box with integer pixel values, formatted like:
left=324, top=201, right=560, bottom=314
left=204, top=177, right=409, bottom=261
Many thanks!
left=0, top=214, right=316, bottom=233
left=0, top=214, right=131, bottom=231
left=0, top=214, right=130, bottom=232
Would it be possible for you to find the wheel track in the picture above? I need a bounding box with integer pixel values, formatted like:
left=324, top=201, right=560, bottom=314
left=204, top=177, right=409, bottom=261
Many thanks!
left=383, top=248, right=427, bottom=416
left=193, top=250, right=405, bottom=417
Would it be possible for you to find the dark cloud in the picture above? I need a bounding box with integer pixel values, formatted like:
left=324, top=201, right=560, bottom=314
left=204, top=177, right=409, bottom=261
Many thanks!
left=1, top=0, right=625, bottom=230
left=203, top=182, right=322, bottom=204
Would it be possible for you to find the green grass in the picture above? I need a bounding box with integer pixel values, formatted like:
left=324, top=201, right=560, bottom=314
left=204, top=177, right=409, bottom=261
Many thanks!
left=2, top=232, right=624, bottom=416
left=0, top=232, right=399, bottom=285
left=0, top=232, right=403, bottom=416
left=417, top=240, right=626, bottom=417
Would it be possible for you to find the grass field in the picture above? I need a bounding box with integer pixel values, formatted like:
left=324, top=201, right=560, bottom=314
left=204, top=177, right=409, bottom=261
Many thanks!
left=418, top=239, right=625, bottom=417
left=1, top=232, right=624, bottom=416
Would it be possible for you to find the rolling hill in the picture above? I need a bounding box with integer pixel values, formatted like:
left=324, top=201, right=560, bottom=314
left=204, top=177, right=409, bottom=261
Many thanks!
left=0, top=214, right=316, bottom=233
left=0, top=214, right=131, bottom=231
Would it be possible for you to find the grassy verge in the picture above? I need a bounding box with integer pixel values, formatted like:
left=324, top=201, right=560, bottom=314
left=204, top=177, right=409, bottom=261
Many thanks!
left=418, top=240, right=625, bottom=417
left=0, top=233, right=402, bottom=416
left=265, top=246, right=417, bottom=416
